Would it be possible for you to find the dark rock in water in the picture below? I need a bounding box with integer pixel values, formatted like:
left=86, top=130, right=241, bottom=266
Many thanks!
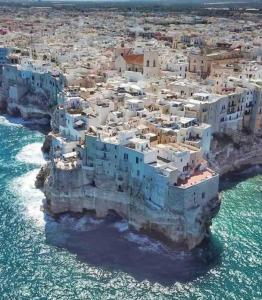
left=0, top=100, right=7, bottom=113
left=35, top=164, right=50, bottom=189
left=42, top=134, right=52, bottom=154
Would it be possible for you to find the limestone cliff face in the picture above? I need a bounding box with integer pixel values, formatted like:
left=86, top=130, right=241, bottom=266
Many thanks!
left=42, top=163, right=220, bottom=250
left=209, top=133, right=262, bottom=175
left=38, top=131, right=262, bottom=250
left=4, top=92, right=52, bottom=125
left=41, top=134, right=53, bottom=155
left=0, top=77, right=53, bottom=125
left=0, top=64, right=65, bottom=126
left=35, top=164, right=50, bottom=189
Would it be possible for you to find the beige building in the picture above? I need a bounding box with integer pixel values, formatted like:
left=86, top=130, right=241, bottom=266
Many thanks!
left=189, top=49, right=243, bottom=79
left=115, top=50, right=160, bottom=79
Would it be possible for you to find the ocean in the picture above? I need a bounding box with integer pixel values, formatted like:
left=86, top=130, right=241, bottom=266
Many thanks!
left=0, top=115, right=261, bottom=300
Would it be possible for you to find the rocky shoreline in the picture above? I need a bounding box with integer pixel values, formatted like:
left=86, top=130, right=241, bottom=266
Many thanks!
left=2, top=108, right=261, bottom=250
left=33, top=129, right=262, bottom=250
left=38, top=160, right=221, bottom=250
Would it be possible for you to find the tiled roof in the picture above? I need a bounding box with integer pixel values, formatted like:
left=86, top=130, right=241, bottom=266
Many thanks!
left=123, top=54, right=144, bottom=65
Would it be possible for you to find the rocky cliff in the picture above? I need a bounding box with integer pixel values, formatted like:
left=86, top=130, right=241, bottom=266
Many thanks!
left=2, top=92, right=52, bottom=125
left=39, top=131, right=262, bottom=250
left=0, top=74, right=54, bottom=126
left=209, top=132, right=262, bottom=176
left=41, top=162, right=220, bottom=250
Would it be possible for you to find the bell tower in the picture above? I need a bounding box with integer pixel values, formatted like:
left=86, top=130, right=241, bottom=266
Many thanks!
left=143, top=51, right=160, bottom=79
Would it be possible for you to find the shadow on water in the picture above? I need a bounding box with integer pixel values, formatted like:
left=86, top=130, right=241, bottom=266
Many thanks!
left=220, top=165, right=262, bottom=192
left=44, top=212, right=223, bottom=286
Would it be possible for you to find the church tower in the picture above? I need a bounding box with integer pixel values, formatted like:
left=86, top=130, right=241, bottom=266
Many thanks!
left=143, top=51, right=160, bottom=79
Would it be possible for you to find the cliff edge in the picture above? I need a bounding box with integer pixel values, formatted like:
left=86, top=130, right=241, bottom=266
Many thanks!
left=41, top=160, right=220, bottom=250
left=209, top=132, right=262, bottom=176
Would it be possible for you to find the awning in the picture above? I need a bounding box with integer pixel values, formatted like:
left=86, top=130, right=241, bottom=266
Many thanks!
left=75, top=120, right=85, bottom=126
left=63, top=151, right=77, bottom=159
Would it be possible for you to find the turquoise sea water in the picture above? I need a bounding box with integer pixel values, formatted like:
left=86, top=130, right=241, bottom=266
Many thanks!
left=0, top=116, right=261, bottom=300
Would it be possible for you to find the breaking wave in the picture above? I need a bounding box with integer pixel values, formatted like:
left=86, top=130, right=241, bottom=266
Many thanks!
left=55, top=214, right=104, bottom=232
left=113, top=220, right=129, bottom=232
left=16, top=142, right=46, bottom=165
left=0, top=115, right=32, bottom=127
left=125, top=232, right=166, bottom=253
left=10, top=169, right=45, bottom=227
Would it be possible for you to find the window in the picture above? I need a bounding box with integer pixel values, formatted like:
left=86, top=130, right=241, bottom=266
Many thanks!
left=153, top=60, right=156, bottom=67
left=202, top=192, right=205, bottom=199
left=136, top=157, right=139, bottom=164
left=124, top=153, right=128, bottom=160
left=137, top=170, right=140, bottom=177
left=146, top=60, right=149, bottom=67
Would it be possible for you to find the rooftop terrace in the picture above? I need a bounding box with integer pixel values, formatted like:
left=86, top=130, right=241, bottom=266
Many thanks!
left=177, top=169, right=216, bottom=188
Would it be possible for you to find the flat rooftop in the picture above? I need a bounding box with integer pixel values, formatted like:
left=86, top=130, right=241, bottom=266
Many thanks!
left=178, top=169, right=216, bottom=188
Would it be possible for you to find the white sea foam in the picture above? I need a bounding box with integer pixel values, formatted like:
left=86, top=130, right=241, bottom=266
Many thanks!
left=114, top=220, right=129, bottom=232
left=75, top=216, right=102, bottom=231
left=0, top=115, right=21, bottom=127
left=125, top=232, right=165, bottom=253
left=0, top=115, right=31, bottom=127
left=57, top=215, right=103, bottom=232
left=10, top=169, right=45, bottom=227
left=16, top=143, right=46, bottom=165
left=88, top=217, right=103, bottom=225
left=72, top=216, right=88, bottom=231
